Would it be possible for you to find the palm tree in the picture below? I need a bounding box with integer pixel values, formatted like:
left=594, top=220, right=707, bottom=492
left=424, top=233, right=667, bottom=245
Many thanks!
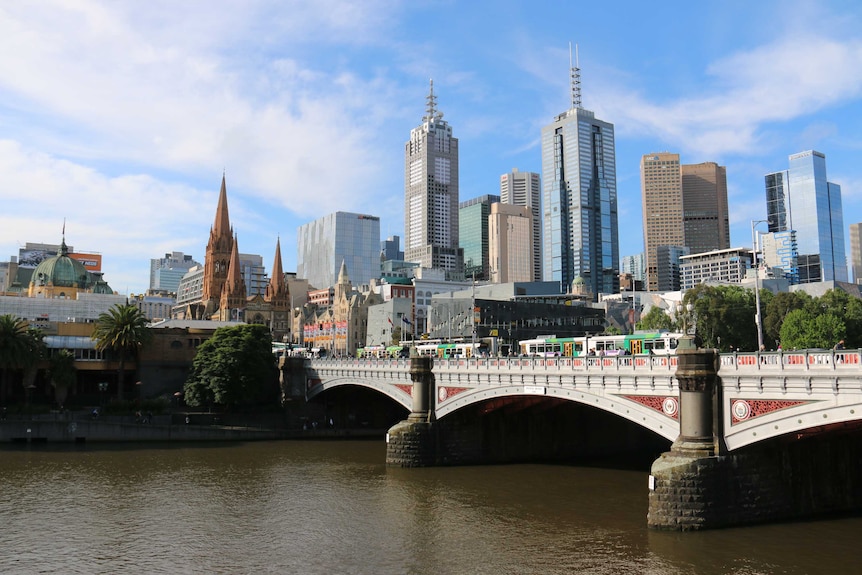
left=49, top=349, right=77, bottom=409
left=22, top=327, right=46, bottom=405
left=91, top=304, right=152, bottom=401
left=0, top=315, right=32, bottom=403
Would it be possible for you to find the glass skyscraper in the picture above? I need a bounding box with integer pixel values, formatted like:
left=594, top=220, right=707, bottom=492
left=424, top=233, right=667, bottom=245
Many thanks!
left=296, top=212, right=381, bottom=290
left=459, top=194, right=499, bottom=281
left=541, top=58, right=618, bottom=297
left=765, top=150, right=847, bottom=283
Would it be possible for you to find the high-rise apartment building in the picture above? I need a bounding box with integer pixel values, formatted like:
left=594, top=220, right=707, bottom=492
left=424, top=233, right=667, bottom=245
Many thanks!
left=765, top=150, right=847, bottom=283
left=500, top=168, right=542, bottom=282
left=459, top=194, right=499, bottom=281
left=296, top=211, right=381, bottom=290
left=489, top=203, right=533, bottom=283
left=641, top=153, right=729, bottom=291
left=149, top=252, right=200, bottom=294
left=620, top=253, right=646, bottom=286
left=541, top=54, right=618, bottom=297
left=404, top=80, right=463, bottom=279
left=849, top=223, right=862, bottom=284
left=760, top=231, right=800, bottom=284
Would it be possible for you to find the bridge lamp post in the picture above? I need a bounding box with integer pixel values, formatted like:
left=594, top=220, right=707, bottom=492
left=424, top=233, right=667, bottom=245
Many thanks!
left=751, top=219, right=770, bottom=352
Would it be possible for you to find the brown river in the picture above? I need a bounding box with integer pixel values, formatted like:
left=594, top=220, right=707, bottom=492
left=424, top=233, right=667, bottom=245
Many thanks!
left=1, top=440, right=860, bottom=574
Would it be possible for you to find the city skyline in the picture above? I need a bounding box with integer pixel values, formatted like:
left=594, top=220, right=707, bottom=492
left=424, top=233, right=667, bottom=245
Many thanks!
left=1, top=2, right=862, bottom=294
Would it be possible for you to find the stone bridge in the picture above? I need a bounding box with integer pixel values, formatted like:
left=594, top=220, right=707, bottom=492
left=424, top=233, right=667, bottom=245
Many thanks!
left=301, top=348, right=862, bottom=451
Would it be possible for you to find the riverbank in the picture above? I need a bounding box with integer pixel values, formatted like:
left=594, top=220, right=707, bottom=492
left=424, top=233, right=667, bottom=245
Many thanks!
left=0, top=412, right=385, bottom=443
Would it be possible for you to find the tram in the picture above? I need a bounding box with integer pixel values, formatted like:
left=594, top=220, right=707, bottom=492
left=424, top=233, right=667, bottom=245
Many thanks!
left=518, top=332, right=683, bottom=357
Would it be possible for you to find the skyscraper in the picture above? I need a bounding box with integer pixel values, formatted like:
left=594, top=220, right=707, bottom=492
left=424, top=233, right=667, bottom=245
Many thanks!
left=641, top=154, right=729, bottom=290
left=296, top=211, right=381, bottom=290
left=541, top=49, right=618, bottom=297
left=404, top=80, right=463, bottom=279
left=500, top=168, right=542, bottom=282
left=765, top=150, right=847, bottom=283
left=849, top=223, right=862, bottom=284
left=459, top=194, right=499, bottom=281
left=681, top=162, right=729, bottom=254
left=489, top=202, right=533, bottom=283
left=641, top=153, right=684, bottom=292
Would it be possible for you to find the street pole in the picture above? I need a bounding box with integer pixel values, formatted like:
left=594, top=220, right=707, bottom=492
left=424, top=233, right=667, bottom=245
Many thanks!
left=751, top=219, right=769, bottom=351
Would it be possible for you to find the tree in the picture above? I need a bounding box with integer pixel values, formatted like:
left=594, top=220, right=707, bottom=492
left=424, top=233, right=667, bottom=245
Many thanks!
left=0, top=315, right=32, bottom=402
left=49, top=349, right=77, bottom=408
left=184, top=324, right=277, bottom=409
left=636, top=306, right=676, bottom=332
left=817, top=289, right=862, bottom=348
left=91, top=304, right=152, bottom=401
left=763, top=291, right=810, bottom=349
left=683, top=284, right=757, bottom=351
left=22, top=327, right=46, bottom=402
left=779, top=309, right=846, bottom=350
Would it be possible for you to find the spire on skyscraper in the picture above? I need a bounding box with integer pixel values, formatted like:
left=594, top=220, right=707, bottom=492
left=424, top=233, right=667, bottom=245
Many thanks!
left=423, top=78, right=444, bottom=123
left=570, top=42, right=581, bottom=110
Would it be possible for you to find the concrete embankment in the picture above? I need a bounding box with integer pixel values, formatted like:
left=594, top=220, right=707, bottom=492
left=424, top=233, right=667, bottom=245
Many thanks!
left=0, top=414, right=384, bottom=443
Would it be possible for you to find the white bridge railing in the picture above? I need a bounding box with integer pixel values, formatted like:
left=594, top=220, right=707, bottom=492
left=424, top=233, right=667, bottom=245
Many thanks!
left=310, top=349, right=862, bottom=375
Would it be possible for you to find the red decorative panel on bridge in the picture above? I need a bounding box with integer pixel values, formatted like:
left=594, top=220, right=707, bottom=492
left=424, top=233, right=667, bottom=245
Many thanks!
left=730, top=399, right=812, bottom=424
left=394, top=384, right=413, bottom=397
left=437, top=386, right=470, bottom=402
left=621, top=395, right=679, bottom=419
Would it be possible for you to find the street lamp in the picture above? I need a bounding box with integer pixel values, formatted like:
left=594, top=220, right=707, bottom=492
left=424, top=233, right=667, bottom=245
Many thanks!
left=328, top=309, right=335, bottom=356
left=751, top=219, right=770, bottom=351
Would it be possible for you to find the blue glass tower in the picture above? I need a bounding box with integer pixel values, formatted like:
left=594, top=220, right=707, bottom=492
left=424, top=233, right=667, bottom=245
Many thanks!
left=765, top=150, right=847, bottom=283
left=541, top=50, right=619, bottom=297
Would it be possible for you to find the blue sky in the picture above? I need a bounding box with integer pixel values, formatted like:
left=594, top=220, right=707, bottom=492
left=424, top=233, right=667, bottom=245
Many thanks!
left=2, top=1, right=861, bottom=294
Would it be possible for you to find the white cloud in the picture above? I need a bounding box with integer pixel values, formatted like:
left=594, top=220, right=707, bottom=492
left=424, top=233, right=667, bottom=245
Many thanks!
left=601, top=35, right=862, bottom=158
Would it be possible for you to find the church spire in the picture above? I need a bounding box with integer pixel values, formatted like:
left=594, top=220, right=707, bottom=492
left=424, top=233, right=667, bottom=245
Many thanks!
left=213, top=174, right=231, bottom=239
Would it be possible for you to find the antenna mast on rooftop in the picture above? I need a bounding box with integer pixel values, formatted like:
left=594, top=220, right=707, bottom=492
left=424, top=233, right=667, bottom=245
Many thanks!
left=570, top=42, right=581, bottom=110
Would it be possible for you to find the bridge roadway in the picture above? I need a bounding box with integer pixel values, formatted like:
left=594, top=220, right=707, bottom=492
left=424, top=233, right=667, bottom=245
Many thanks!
left=303, top=349, right=862, bottom=451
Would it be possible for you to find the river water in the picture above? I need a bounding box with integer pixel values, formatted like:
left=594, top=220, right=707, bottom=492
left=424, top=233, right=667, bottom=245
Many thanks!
left=1, top=440, right=860, bottom=574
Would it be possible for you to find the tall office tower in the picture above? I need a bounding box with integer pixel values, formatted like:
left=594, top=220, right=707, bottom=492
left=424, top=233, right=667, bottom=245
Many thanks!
left=404, top=80, right=464, bottom=280
left=765, top=150, right=847, bottom=283
left=149, top=252, right=200, bottom=293
left=681, top=162, right=729, bottom=253
left=541, top=50, right=619, bottom=297
left=849, top=223, right=862, bottom=284
left=459, top=194, right=500, bottom=280
left=641, top=154, right=730, bottom=290
left=620, top=253, right=646, bottom=285
left=380, top=235, right=404, bottom=262
left=500, top=168, right=542, bottom=281
left=656, top=245, right=689, bottom=292
left=297, top=211, right=381, bottom=290
left=489, top=202, right=534, bottom=283
left=641, top=153, right=684, bottom=292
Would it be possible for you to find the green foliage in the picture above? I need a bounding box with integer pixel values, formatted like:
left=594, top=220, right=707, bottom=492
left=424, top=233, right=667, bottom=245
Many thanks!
left=0, top=315, right=43, bottom=402
left=91, top=304, right=153, bottom=400
left=779, top=309, right=845, bottom=350
left=49, top=349, right=77, bottom=407
left=636, top=306, right=676, bottom=332
left=604, top=325, right=622, bottom=335
left=762, top=291, right=810, bottom=348
left=184, top=324, right=278, bottom=409
left=683, top=284, right=757, bottom=350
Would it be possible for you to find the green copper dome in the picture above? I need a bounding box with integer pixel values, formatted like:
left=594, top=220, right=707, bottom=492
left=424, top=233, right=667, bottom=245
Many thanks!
left=30, top=239, right=91, bottom=290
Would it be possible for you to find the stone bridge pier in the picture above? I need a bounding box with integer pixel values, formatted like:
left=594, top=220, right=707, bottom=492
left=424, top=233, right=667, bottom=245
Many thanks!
left=648, top=341, right=862, bottom=531
left=385, top=355, right=437, bottom=467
